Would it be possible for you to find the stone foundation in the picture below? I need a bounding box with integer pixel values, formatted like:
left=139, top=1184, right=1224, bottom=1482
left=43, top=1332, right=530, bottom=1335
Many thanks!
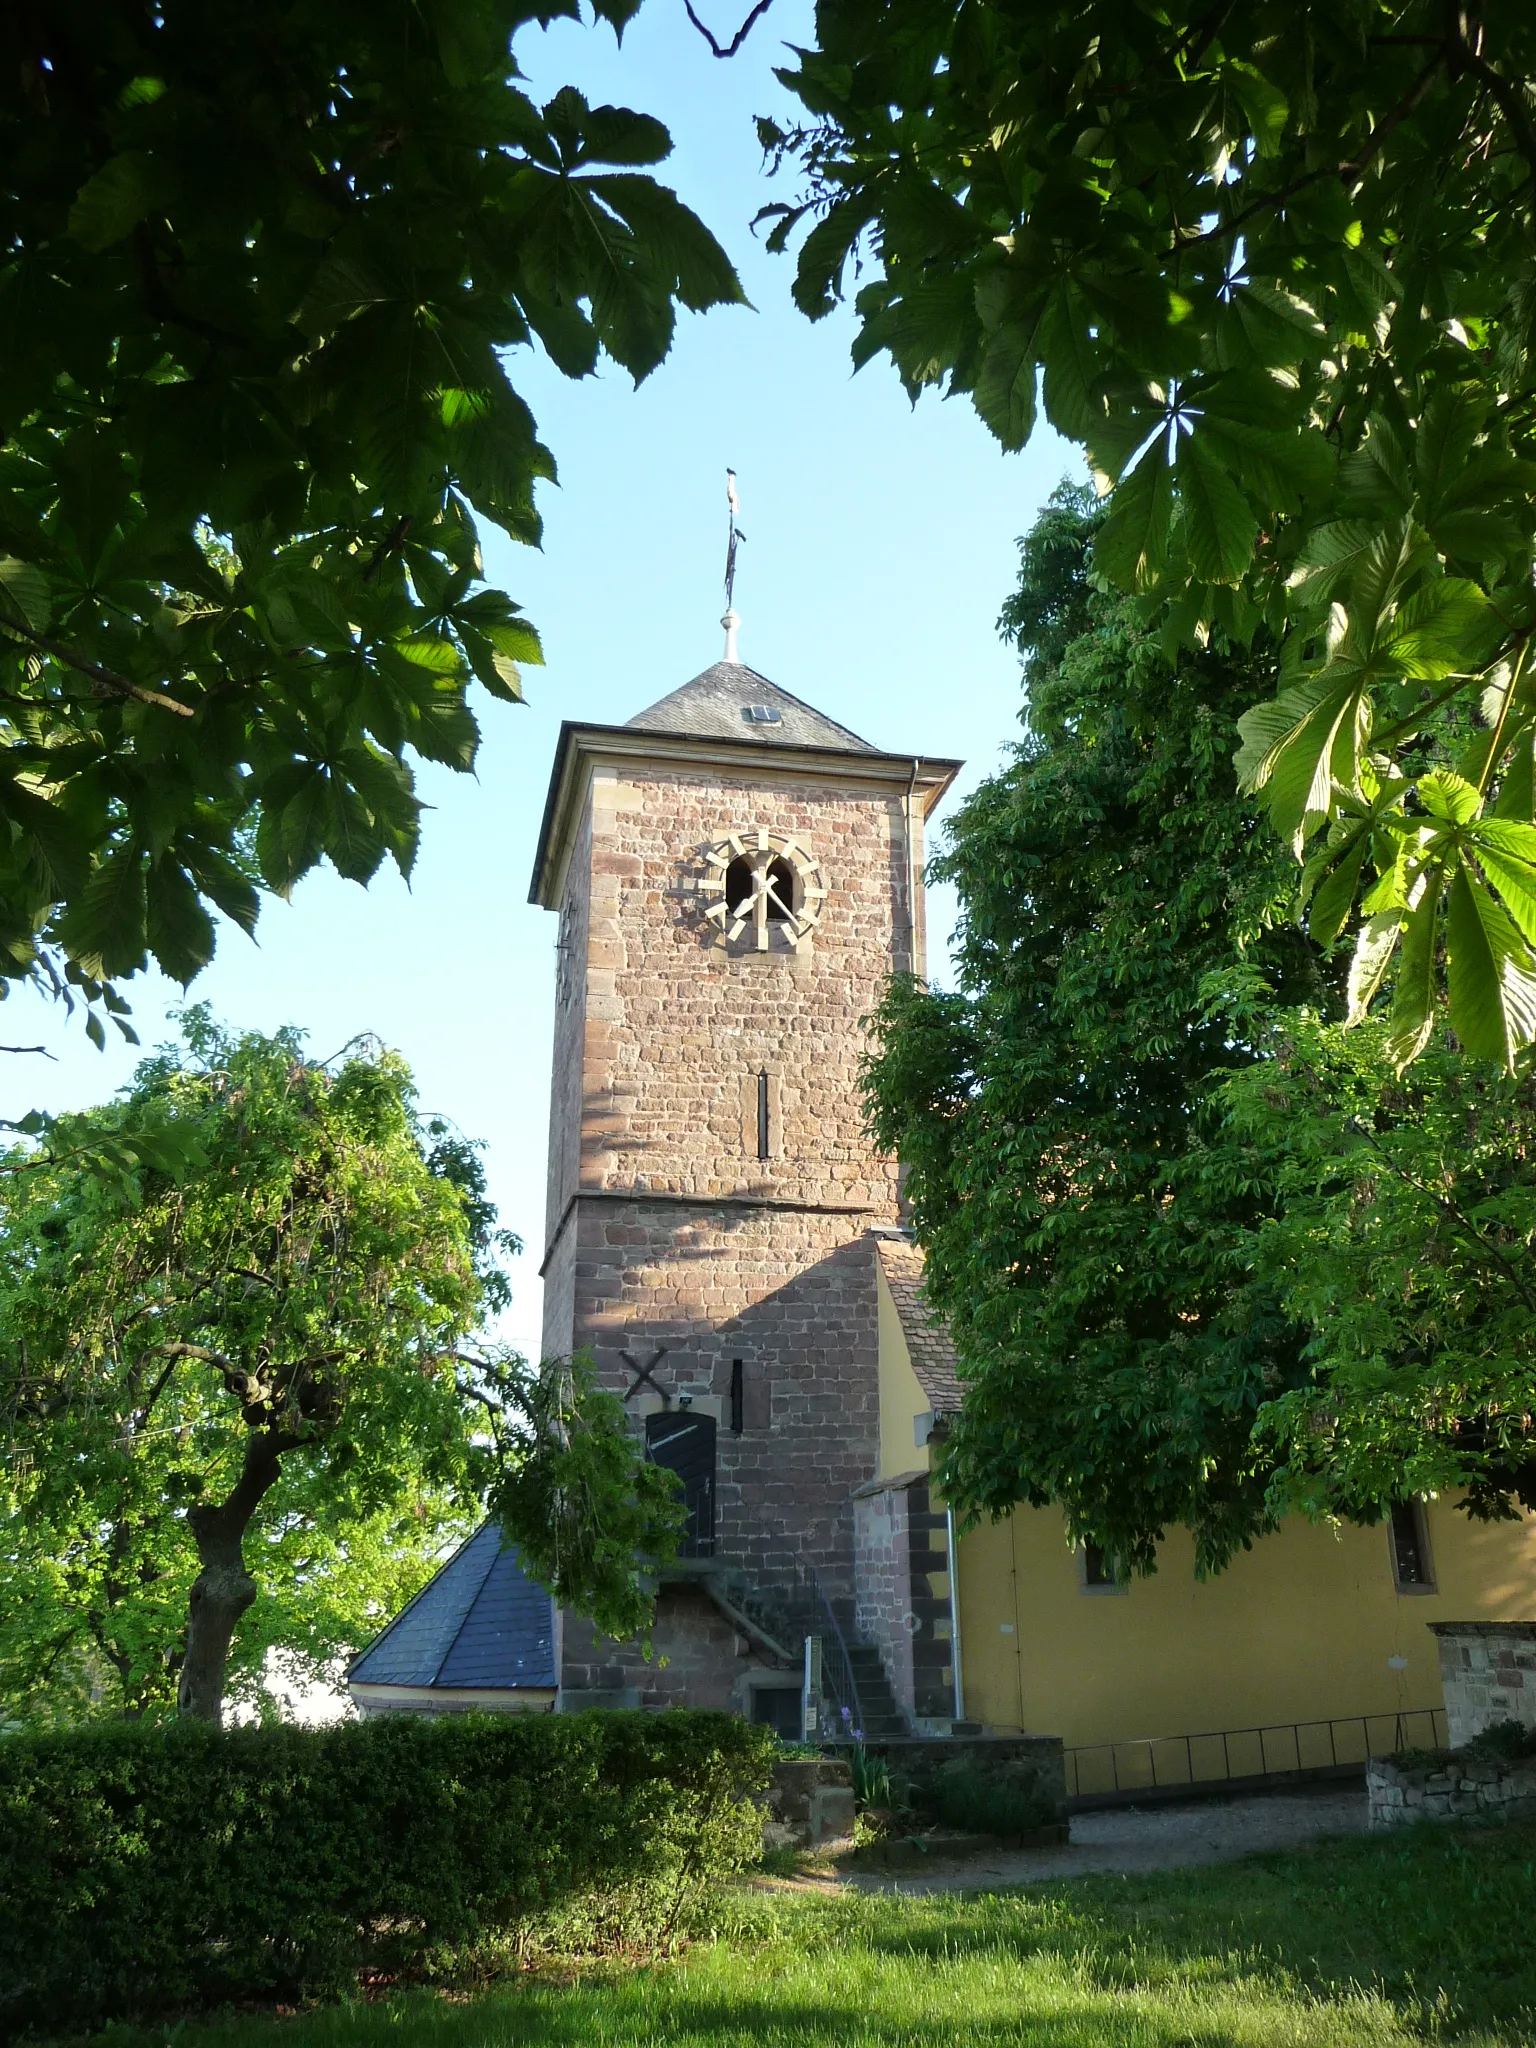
left=1369, top=1750, right=1536, bottom=1828
left=560, top=1582, right=795, bottom=1715
left=764, top=1757, right=856, bottom=1851
left=1430, top=1622, right=1536, bottom=1747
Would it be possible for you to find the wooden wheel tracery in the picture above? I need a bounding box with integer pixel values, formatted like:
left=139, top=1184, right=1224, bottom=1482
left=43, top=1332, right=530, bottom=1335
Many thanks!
left=700, top=828, right=826, bottom=951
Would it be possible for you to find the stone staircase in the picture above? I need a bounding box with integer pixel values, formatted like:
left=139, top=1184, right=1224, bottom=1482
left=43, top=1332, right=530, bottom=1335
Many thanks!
left=842, top=1640, right=907, bottom=1739
left=664, top=1558, right=910, bottom=1738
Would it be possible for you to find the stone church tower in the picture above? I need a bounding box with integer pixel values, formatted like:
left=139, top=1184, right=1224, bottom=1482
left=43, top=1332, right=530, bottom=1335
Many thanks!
left=529, top=657, right=959, bottom=1721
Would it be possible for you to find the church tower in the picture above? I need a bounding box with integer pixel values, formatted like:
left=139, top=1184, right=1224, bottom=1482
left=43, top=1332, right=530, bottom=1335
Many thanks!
left=529, top=656, right=959, bottom=1717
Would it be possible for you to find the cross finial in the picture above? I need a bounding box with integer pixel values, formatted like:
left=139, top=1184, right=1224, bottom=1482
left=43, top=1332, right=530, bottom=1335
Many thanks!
left=722, top=468, right=745, bottom=661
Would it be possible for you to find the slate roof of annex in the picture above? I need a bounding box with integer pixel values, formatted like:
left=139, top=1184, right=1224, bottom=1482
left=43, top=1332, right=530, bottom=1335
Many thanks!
left=625, top=662, right=878, bottom=753
left=873, top=1235, right=966, bottom=1414
left=347, top=1522, right=557, bottom=1692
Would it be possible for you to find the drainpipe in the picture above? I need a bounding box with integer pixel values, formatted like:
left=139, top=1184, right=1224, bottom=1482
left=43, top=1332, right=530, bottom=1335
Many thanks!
left=945, top=1505, right=965, bottom=1726
left=904, top=757, right=921, bottom=978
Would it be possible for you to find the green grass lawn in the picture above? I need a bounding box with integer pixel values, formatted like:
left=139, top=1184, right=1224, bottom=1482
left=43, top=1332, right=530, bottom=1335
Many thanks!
left=94, top=1822, right=1536, bottom=2048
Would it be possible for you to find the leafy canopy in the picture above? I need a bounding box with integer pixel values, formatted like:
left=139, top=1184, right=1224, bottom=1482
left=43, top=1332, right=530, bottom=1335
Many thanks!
left=865, top=491, right=1536, bottom=1559
left=0, top=2, right=741, bottom=1037
left=0, top=1012, right=682, bottom=1723
left=862, top=491, right=1326, bottom=1571
left=1221, top=1015, right=1536, bottom=1528
left=767, top=0, right=1536, bottom=1066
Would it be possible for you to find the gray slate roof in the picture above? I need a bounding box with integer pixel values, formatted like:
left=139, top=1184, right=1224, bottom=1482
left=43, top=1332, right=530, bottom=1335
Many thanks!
left=874, top=1235, right=966, bottom=1414
left=626, top=662, right=876, bottom=753
left=347, top=1523, right=557, bottom=1691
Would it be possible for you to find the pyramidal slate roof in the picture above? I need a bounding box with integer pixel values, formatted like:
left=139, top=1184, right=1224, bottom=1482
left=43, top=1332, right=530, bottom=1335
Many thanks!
left=347, top=1523, right=557, bottom=1692
left=625, top=662, right=877, bottom=753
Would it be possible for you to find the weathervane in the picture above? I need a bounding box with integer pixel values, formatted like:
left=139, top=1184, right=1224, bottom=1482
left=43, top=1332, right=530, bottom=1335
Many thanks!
left=722, top=467, right=745, bottom=661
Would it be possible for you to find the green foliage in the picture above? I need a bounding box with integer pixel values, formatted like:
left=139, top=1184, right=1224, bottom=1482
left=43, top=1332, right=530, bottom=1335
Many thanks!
left=0, top=3, right=741, bottom=1036
left=915, top=1760, right=1054, bottom=1841
left=0, top=1012, right=682, bottom=1724
left=868, top=489, right=1536, bottom=1541
left=767, top=2, right=1536, bottom=1062
left=0, top=1011, right=497, bottom=1721
left=489, top=1354, right=689, bottom=1646
left=848, top=1746, right=890, bottom=1809
left=862, top=491, right=1328, bottom=1571
left=64, top=1825, right=1536, bottom=2047
left=0, top=1709, right=775, bottom=2033
left=1220, top=1014, right=1536, bottom=1524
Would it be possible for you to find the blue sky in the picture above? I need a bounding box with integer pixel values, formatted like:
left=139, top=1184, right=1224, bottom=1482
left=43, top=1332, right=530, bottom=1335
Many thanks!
left=8, top=1, right=1076, bottom=1359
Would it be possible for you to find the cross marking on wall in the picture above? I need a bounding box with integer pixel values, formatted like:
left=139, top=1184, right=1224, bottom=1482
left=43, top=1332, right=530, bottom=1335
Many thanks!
left=620, top=1345, right=670, bottom=1403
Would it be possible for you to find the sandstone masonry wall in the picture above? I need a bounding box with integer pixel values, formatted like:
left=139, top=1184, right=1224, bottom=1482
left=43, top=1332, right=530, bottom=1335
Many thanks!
left=854, top=1480, right=917, bottom=1727
left=1432, top=1622, right=1536, bottom=1747
left=540, top=747, right=922, bottom=1704
left=561, top=1584, right=792, bottom=1714
left=1369, top=1750, right=1536, bottom=1828
left=540, top=799, right=592, bottom=1359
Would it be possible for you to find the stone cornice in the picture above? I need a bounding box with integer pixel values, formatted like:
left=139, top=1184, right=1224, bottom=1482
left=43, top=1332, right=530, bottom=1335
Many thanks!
left=529, top=719, right=963, bottom=909
left=538, top=1183, right=890, bottom=1276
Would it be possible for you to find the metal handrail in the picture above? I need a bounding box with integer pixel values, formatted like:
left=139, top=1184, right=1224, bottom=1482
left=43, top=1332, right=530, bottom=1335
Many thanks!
left=1064, top=1707, right=1449, bottom=1800
left=803, top=1558, right=866, bottom=1742
left=710, top=1502, right=869, bottom=1740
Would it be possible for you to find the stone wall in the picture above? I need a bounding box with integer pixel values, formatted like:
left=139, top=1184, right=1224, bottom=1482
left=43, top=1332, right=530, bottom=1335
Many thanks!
left=906, top=1477, right=958, bottom=1725
left=1369, top=1750, right=1536, bottom=1828
left=560, top=1582, right=796, bottom=1714
left=539, top=739, right=935, bottom=1708
left=854, top=1478, right=917, bottom=1727
left=573, top=1211, right=884, bottom=1594
left=764, top=1757, right=856, bottom=1851
left=563, top=759, right=915, bottom=1212
left=539, top=801, right=592, bottom=1359
left=1431, top=1622, right=1536, bottom=1747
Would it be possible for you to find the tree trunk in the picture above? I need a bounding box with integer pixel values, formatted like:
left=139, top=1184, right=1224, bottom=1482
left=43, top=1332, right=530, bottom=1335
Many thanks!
left=178, top=1428, right=284, bottom=1723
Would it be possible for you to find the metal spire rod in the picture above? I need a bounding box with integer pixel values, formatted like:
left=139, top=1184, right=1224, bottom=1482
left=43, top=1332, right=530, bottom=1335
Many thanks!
left=722, top=467, right=745, bottom=661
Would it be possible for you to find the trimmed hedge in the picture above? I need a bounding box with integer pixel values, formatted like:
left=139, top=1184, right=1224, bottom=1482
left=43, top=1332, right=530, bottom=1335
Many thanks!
left=0, top=1709, right=774, bottom=2034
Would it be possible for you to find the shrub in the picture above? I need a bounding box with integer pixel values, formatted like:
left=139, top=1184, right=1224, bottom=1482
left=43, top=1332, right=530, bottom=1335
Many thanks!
left=920, top=1759, right=1054, bottom=1840
left=1465, top=1719, right=1536, bottom=1765
left=849, top=1748, right=891, bottom=1810
left=0, top=1709, right=773, bottom=2034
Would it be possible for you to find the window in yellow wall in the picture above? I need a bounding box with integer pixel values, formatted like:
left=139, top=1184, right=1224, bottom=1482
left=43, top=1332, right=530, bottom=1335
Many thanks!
left=1080, top=1542, right=1126, bottom=1595
left=1390, top=1500, right=1436, bottom=1593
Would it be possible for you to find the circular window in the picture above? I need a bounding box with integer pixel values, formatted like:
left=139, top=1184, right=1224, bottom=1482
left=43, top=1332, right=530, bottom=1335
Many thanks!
left=702, top=831, right=825, bottom=951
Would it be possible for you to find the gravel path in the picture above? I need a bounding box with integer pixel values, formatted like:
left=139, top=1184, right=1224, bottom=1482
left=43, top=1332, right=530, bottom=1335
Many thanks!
left=839, top=1782, right=1371, bottom=1894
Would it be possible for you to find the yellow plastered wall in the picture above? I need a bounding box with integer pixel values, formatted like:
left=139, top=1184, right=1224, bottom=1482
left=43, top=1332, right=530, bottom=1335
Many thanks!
left=875, top=1252, right=1536, bottom=1758
left=956, top=1498, right=1536, bottom=1757
left=875, top=1261, right=932, bottom=1482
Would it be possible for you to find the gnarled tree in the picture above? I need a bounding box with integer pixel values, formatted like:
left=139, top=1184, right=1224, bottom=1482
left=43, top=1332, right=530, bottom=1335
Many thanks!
left=0, top=1012, right=680, bottom=1722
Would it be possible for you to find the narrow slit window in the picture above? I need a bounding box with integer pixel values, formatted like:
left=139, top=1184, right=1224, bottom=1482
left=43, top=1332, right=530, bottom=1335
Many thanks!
left=1390, top=1500, right=1435, bottom=1591
left=730, top=1358, right=744, bottom=1435
left=756, top=1071, right=770, bottom=1159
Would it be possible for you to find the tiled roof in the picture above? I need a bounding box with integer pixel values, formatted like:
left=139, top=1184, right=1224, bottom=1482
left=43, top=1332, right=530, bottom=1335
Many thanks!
left=873, top=1235, right=966, bottom=1413
left=625, top=662, right=876, bottom=753
left=347, top=1523, right=557, bottom=1691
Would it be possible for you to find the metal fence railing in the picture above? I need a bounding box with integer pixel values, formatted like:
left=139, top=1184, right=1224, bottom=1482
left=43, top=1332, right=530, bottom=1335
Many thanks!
left=1064, top=1707, right=1449, bottom=1802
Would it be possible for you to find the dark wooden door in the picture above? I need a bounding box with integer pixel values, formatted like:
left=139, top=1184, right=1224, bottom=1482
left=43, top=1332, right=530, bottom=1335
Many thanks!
left=646, top=1411, right=716, bottom=1558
